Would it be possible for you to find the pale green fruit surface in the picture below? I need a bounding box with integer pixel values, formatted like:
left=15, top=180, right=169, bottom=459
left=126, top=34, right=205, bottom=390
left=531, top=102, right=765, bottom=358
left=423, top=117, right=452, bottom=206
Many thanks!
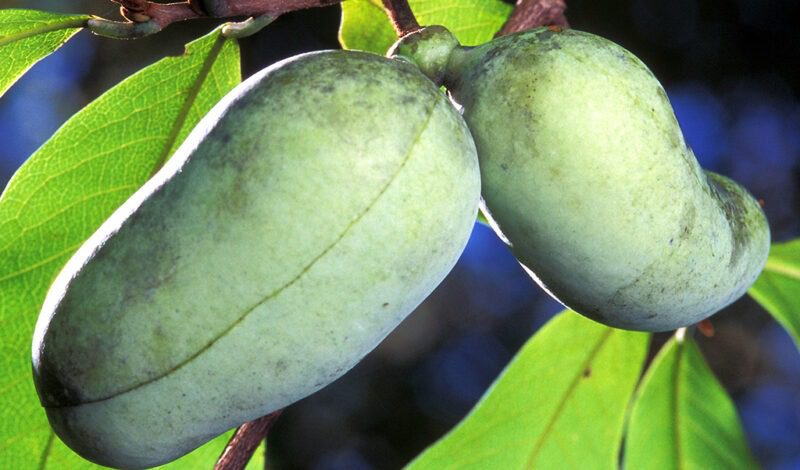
left=32, top=50, right=480, bottom=469
left=443, top=28, right=769, bottom=331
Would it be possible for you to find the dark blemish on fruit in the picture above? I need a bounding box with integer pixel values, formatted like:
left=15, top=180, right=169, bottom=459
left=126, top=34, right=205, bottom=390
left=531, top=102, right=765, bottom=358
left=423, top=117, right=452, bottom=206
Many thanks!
left=534, top=28, right=555, bottom=40
left=478, top=45, right=505, bottom=70
left=678, top=203, right=697, bottom=243
left=500, top=163, right=509, bottom=171
left=537, top=37, right=562, bottom=53
left=706, top=174, right=750, bottom=267
left=583, top=368, right=591, bottom=378
left=383, top=302, right=390, bottom=308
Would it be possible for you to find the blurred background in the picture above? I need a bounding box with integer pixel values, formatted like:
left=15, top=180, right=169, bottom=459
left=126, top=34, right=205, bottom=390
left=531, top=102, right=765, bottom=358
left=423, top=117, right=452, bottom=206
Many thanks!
left=1, top=0, right=799, bottom=468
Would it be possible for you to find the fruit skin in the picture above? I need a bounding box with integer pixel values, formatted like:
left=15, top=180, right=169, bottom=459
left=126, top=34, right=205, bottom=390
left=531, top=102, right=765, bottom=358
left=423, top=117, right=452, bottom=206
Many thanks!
left=395, top=27, right=770, bottom=332
left=32, top=50, right=480, bottom=468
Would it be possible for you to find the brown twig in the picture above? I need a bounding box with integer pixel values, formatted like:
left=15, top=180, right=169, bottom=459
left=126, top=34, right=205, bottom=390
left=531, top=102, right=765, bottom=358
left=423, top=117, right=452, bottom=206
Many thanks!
left=497, top=0, right=569, bottom=36
left=382, top=0, right=420, bottom=37
left=92, top=0, right=423, bottom=39
left=214, top=411, right=283, bottom=470
left=109, top=1, right=202, bottom=27
left=90, top=0, right=344, bottom=38
left=198, top=0, right=342, bottom=18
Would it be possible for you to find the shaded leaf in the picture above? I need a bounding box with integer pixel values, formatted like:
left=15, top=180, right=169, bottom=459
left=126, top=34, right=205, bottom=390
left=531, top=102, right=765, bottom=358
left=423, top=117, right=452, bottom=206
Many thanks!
left=408, top=311, right=649, bottom=469
left=340, top=0, right=512, bottom=54
left=625, top=336, right=758, bottom=470
left=0, top=9, right=87, bottom=98
left=749, top=239, right=800, bottom=348
left=0, top=28, right=240, bottom=468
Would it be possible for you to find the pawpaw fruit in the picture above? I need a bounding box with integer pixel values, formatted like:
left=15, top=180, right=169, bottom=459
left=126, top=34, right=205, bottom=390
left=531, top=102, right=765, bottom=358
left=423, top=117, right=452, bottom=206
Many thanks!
left=392, top=26, right=769, bottom=332
left=33, top=50, right=480, bottom=468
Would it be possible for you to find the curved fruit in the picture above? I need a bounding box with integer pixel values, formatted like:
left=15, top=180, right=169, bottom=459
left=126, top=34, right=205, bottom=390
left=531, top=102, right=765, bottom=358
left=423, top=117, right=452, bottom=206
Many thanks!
left=393, top=27, right=769, bottom=331
left=32, top=50, right=480, bottom=468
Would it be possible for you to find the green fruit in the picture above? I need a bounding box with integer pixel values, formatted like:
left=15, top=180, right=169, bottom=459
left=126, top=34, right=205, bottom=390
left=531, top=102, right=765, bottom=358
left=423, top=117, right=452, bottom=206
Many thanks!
left=32, top=50, right=480, bottom=468
left=392, top=27, right=770, bottom=332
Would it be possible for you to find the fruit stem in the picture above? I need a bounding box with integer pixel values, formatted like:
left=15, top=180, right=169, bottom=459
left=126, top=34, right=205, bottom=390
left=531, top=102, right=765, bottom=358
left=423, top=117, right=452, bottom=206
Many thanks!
left=497, top=0, right=569, bottom=36
left=222, top=14, right=276, bottom=38
left=215, top=410, right=283, bottom=470
left=382, top=0, right=421, bottom=37
left=90, top=1, right=202, bottom=38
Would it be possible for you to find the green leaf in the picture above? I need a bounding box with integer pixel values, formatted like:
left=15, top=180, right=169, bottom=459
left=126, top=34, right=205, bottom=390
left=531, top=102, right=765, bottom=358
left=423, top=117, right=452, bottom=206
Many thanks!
left=339, top=1, right=397, bottom=54
left=476, top=208, right=490, bottom=227
left=246, top=440, right=266, bottom=470
left=0, top=29, right=240, bottom=469
left=749, top=239, right=800, bottom=349
left=340, top=0, right=513, bottom=54
left=408, top=311, right=650, bottom=469
left=0, top=9, right=88, bottom=99
left=625, top=336, right=758, bottom=470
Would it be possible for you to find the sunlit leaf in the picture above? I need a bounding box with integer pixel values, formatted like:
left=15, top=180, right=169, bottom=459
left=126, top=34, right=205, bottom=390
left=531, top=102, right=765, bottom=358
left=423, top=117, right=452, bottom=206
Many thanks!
left=749, top=239, right=800, bottom=349
left=340, top=0, right=512, bottom=54
left=0, top=28, right=240, bottom=469
left=0, top=9, right=88, bottom=98
left=625, top=336, right=758, bottom=470
left=408, top=311, right=649, bottom=469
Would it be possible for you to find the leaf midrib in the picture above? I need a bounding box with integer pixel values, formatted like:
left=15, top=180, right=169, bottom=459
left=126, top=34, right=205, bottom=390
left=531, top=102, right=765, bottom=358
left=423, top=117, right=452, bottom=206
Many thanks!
left=764, top=257, right=800, bottom=280
left=525, top=328, right=615, bottom=467
left=0, top=17, right=88, bottom=48
left=37, top=431, right=55, bottom=470
left=673, top=341, right=686, bottom=470
left=148, top=33, right=228, bottom=176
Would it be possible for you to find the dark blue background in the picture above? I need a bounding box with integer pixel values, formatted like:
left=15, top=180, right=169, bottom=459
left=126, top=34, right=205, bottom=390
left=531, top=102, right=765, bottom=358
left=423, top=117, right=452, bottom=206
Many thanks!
left=1, top=1, right=798, bottom=468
